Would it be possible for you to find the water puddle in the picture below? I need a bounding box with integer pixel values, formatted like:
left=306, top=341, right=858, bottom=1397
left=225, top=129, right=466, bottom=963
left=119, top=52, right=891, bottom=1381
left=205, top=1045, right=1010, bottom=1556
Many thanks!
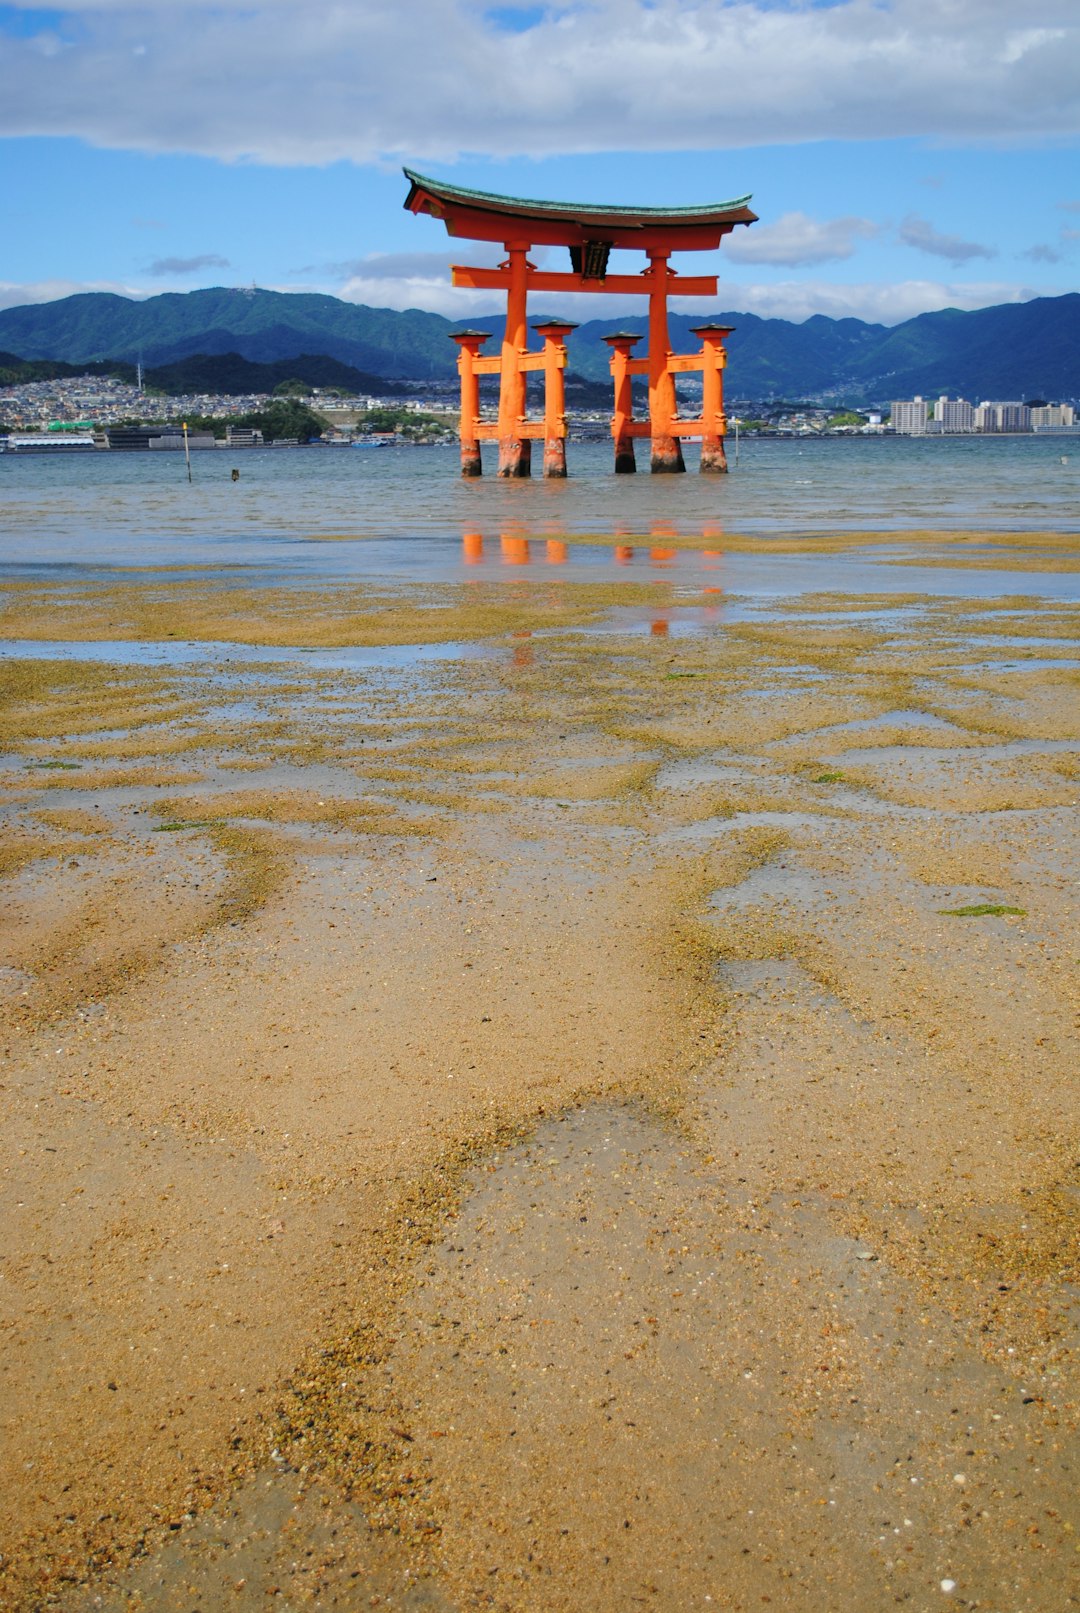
left=0, top=638, right=486, bottom=671
left=707, top=859, right=833, bottom=916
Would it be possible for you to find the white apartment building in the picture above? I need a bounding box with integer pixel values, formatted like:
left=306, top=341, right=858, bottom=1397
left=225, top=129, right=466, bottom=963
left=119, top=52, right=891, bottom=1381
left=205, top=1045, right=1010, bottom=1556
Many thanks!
left=887, top=395, right=1075, bottom=435
left=975, top=401, right=1031, bottom=433
left=890, top=396, right=928, bottom=434
left=935, top=396, right=975, bottom=432
left=1031, top=403, right=1076, bottom=429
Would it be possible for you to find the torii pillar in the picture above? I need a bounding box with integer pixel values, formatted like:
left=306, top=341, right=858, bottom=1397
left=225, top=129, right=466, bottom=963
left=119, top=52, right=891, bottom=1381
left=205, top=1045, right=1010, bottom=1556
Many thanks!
left=604, top=331, right=641, bottom=473
left=533, top=317, right=578, bottom=478
left=450, top=328, right=490, bottom=477
left=692, top=323, right=734, bottom=473
left=647, top=252, right=685, bottom=474
left=498, top=245, right=531, bottom=477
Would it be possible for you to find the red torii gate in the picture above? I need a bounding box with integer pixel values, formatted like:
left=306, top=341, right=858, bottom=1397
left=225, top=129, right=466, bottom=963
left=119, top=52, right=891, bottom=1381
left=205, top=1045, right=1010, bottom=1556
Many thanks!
left=403, top=169, right=757, bottom=479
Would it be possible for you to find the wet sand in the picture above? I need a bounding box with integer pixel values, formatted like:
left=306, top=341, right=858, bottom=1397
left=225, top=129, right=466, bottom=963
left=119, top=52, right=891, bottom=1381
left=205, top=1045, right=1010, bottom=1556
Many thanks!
left=1, top=553, right=1078, bottom=1610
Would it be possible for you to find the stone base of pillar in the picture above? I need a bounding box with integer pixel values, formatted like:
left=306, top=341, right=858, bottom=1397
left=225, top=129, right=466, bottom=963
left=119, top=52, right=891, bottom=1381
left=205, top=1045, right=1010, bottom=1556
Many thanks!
left=497, top=437, right=532, bottom=478
left=614, top=434, right=636, bottom=474
left=542, top=437, right=567, bottom=478
left=699, top=437, right=729, bottom=474
left=651, top=434, right=686, bottom=474
left=460, top=442, right=482, bottom=477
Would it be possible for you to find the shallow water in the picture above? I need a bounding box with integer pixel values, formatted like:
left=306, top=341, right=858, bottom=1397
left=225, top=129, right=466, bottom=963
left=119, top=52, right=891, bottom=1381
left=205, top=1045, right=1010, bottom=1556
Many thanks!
left=2, top=436, right=1078, bottom=583
left=0, top=635, right=483, bottom=670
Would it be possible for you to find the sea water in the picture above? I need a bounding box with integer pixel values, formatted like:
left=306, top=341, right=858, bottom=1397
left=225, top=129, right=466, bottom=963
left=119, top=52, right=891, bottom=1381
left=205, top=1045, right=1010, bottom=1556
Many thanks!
left=1, top=435, right=1077, bottom=601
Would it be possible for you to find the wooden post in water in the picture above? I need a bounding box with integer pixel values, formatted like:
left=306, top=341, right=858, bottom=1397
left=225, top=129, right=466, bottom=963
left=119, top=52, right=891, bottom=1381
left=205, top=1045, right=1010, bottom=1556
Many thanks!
left=450, top=330, right=491, bottom=477
left=532, top=318, right=577, bottom=478
left=182, top=421, right=192, bottom=483
left=646, top=253, right=684, bottom=474
left=498, top=245, right=532, bottom=478
left=604, top=332, right=643, bottom=473
left=691, top=324, right=734, bottom=473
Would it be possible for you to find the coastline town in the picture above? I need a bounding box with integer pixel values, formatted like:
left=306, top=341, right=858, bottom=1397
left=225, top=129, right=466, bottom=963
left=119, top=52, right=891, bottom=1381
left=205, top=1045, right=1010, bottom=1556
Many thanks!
left=1, top=370, right=1077, bottom=451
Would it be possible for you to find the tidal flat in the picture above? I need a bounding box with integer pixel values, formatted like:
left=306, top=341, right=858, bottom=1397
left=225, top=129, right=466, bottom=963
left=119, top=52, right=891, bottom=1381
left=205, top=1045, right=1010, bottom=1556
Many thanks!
left=1, top=528, right=1078, bottom=1612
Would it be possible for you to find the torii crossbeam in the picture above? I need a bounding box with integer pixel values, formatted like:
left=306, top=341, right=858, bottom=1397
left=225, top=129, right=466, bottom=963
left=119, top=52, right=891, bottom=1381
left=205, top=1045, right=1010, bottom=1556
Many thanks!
left=403, top=169, right=757, bottom=478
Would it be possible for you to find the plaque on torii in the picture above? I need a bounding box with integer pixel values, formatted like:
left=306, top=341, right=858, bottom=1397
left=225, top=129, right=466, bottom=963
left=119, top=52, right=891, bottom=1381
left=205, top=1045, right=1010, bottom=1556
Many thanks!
left=403, top=169, right=757, bottom=478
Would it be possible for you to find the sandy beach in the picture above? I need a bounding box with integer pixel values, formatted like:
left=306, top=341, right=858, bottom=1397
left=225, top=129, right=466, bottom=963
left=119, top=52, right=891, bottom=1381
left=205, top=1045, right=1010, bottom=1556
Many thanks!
left=1, top=529, right=1078, bottom=1610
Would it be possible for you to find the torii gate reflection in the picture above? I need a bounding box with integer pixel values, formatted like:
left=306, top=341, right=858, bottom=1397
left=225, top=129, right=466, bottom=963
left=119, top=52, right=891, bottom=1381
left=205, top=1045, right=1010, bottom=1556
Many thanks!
left=461, top=526, right=725, bottom=639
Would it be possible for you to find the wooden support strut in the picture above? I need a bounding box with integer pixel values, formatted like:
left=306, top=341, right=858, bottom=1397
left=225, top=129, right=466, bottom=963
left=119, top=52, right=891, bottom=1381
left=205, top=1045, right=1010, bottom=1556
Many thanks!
left=690, top=323, right=733, bottom=474
left=532, top=318, right=578, bottom=478
left=604, top=332, right=642, bottom=473
left=449, top=329, right=491, bottom=476
left=451, top=265, right=719, bottom=298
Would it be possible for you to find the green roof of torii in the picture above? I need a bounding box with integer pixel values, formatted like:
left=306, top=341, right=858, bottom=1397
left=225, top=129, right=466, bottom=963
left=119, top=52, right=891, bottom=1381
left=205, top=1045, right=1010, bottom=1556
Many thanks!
left=403, top=168, right=755, bottom=229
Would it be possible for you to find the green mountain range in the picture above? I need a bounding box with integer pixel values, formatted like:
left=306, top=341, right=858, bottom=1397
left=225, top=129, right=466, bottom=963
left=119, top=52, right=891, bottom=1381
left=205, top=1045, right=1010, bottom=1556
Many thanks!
left=0, top=286, right=1077, bottom=402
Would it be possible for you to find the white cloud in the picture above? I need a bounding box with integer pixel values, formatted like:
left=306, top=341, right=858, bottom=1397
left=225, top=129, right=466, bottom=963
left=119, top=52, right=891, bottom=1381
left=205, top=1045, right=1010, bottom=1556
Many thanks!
left=898, top=214, right=997, bottom=264
left=335, top=245, right=549, bottom=318
left=722, top=212, right=878, bottom=266
left=713, top=278, right=1048, bottom=326
left=327, top=246, right=508, bottom=282
left=0, top=1, right=1077, bottom=162
left=0, top=277, right=151, bottom=312
left=338, top=272, right=488, bottom=321
left=329, top=266, right=1051, bottom=328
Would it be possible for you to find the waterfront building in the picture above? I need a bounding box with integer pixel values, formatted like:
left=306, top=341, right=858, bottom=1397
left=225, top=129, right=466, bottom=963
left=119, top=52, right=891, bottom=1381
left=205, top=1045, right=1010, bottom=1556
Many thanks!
left=0, top=433, right=96, bottom=453
left=1031, top=403, right=1076, bottom=429
left=106, top=425, right=215, bottom=451
left=891, top=397, right=928, bottom=435
left=975, top=401, right=1032, bottom=433
left=935, top=396, right=975, bottom=432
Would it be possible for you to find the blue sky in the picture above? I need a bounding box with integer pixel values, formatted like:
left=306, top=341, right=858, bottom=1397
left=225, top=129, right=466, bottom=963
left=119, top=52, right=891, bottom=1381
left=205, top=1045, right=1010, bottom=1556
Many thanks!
left=1, top=0, right=1078, bottom=325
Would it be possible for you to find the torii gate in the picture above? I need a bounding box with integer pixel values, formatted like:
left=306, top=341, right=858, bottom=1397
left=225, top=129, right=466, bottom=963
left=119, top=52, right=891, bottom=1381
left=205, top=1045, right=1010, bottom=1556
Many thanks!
left=403, top=169, right=757, bottom=478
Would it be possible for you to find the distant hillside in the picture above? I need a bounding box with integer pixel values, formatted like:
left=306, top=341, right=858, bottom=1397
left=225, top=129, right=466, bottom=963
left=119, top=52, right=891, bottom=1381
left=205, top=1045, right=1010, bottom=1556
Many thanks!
left=840, top=297, right=1080, bottom=401
left=142, top=351, right=410, bottom=397
left=1, top=287, right=1078, bottom=401
left=0, top=289, right=457, bottom=380
left=566, top=297, right=1080, bottom=400
left=0, top=350, right=136, bottom=386
left=562, top=311, right=892, bottom=393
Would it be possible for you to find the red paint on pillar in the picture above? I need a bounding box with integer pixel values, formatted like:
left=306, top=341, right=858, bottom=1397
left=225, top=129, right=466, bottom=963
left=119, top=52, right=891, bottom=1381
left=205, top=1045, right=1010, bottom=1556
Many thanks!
left=647, top=253, right=684, bottom=474
left=605, top=331, right=642, bottom=474
left=498, top=245, right=531, bottom=478
left=534, top=318, right=577, bottom=479
left=450, top=329, right=490, bottom=478
left=691, top=323, right=734, bottom=475
left=543, top=438, right=566, bottom=477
